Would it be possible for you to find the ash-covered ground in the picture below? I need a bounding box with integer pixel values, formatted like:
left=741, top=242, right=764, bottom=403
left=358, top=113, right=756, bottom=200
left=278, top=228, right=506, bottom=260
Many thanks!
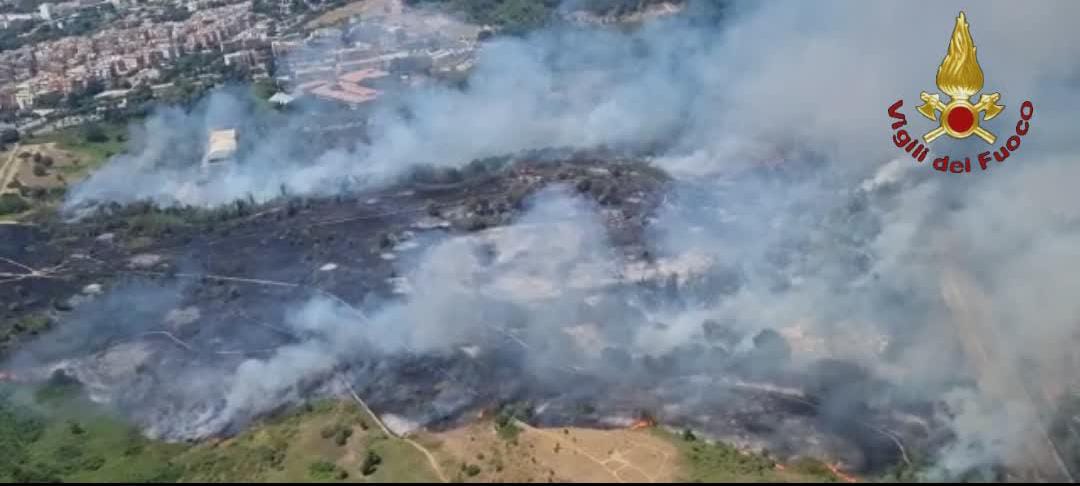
left=5, top=2, right=1080, bottom=482
left=1, top=151, right=940, bottom=475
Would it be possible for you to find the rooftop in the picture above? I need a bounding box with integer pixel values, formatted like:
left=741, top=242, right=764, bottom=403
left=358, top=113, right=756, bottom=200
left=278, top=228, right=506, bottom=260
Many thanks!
left=205, top=128, right=237, bottom=163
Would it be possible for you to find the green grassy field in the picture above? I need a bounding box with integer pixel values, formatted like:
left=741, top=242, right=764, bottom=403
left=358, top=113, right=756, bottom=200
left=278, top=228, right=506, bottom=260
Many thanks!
left=177, top=400, right=439, bottom=483
left=26, top=122, right=129, bottom=181
left=0, top=122, right=131, bottom=221
left=0, top=375, right=911, bottom=483
left=0, top=377, right=440, bottom=484
left=0, top=379, right=186, bottom=483
left=657, top=428, right=845, bottom=483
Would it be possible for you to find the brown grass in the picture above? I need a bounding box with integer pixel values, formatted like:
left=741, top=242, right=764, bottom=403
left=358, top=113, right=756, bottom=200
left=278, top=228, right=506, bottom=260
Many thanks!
left=306, top=0, right=397, bottom=29
left=416, top=419, right=678, bottom=483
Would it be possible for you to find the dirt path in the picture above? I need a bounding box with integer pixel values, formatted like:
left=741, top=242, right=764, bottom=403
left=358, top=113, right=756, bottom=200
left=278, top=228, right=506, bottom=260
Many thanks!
left=339, top=375, right=449, bottom=483
left=0, top=142, right=21, bottom=195
left=0, top=255, right=65, bottom=285
left=109, top=268, right=451, bottom=482
left=402, top=436, right=448, bottom=483
left=124, top=270, right=302, bottom=288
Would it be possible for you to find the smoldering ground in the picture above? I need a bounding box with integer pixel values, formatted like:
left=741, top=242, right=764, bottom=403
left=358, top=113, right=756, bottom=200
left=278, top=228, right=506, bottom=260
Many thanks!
left=8, top=184, right=935, bottom=472
left=16, top=0, right=1080, bottom=480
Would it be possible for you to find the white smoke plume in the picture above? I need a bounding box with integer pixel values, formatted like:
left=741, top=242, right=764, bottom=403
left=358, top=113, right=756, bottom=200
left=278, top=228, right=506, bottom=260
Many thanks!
left=208, top=186, right=621, bottom=425
left=33, top=0, right=1080, bottom=479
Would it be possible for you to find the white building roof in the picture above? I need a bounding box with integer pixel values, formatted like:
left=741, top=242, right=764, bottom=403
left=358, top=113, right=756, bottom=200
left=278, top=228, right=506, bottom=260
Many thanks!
left=268, top=92, right=294, bottom=105
left=205, top=128, right=237, bottom=163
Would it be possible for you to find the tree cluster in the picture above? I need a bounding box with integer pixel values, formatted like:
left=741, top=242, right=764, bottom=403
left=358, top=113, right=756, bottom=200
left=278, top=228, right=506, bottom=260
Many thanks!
left=404, top=0, right=559, bottom=34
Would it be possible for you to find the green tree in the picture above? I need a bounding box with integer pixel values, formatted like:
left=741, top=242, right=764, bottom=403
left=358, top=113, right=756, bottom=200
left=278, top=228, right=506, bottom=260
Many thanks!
left=82, top=123, right=108, bottom=143
left=0, top=128, right=18, bottom=144
left=360, top=450, right=381, bottom=476
left=34, top=91, right=63, bottom=109
left=252, top=79, right=279, bottom=100
left=0, top=193, right=30, bottom=215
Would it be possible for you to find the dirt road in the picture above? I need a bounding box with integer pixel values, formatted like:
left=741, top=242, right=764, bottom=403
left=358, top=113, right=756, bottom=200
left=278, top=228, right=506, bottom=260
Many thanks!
left=0, top=142, right=21, bottom=195
left=340, top=375, right=449, bottom=483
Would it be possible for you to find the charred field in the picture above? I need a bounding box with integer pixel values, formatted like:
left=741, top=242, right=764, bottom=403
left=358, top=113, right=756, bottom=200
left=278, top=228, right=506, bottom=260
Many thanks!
left=0, top=149, right=947, bottom=477
left=3, top=1, right=1080, bottom=482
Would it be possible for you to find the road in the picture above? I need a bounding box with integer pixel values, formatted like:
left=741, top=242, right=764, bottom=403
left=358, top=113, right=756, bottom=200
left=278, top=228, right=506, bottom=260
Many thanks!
left=0, top=142, right=21, bottom=195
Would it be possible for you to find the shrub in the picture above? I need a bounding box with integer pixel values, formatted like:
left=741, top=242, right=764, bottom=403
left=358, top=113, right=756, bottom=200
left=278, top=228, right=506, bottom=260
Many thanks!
left=0, top=193, right=30, bottom=215
left=79, top=454, right=105, bottom=471
left=308, top=460, right=346, bottom=480
left=254, top=445, right=285, bottom=470
left=494, top=416, right=521, bottom=441
left=464, top=464, right=481, bottom=477
left=124, top=442, right=145, bottom=457
left=55, top=444, right=82, bottom=461
left=320, top=422, right=353, bottom=446
left=10, top=313, right=51, bottom=335
left=127, top=213, right=187, bottom=237
left=333, top=427, right=352, bottom=446
left=360, top=450, right=381, bottom=476
left=0, top=128, right=18, bottom=144
left=11, top=463, right=62, bottom=483
left=82, top=123, right=108, bottom=143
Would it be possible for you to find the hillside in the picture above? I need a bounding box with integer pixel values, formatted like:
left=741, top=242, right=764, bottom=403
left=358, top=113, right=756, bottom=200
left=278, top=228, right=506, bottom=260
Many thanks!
left=0, top=376, right=863, bottom=483
left=403, top=0, right=686, bottom=33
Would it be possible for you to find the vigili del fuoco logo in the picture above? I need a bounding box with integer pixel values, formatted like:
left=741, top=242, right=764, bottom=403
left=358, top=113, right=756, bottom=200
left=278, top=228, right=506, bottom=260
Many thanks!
left=887, top=11, right=1034, bottom=174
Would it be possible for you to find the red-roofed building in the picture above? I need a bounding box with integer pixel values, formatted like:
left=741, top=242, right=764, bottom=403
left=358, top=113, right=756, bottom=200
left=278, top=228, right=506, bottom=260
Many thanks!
left=296, top=68, right=389, bottom=107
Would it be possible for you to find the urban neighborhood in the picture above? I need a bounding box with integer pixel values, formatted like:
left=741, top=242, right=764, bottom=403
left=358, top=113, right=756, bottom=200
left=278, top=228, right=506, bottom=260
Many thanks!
left=0, top=0, right=482, bottom=137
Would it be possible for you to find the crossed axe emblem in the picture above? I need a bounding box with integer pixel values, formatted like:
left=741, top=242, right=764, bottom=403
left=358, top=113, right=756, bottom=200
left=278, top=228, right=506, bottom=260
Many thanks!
left=916, top=91, right=1005, bottom=144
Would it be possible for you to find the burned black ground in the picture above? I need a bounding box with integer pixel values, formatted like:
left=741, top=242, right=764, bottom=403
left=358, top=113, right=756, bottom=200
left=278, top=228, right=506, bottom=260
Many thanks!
left=1, top=152, right=937, bottom=475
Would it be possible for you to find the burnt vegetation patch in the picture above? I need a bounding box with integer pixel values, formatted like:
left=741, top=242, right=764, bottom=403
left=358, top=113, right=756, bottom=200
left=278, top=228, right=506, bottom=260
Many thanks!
left=0, top=149, right=955, bottom=480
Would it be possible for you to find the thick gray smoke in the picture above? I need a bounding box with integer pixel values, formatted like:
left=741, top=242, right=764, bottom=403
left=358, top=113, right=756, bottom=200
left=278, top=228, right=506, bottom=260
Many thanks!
left=32, top=0, right=1080, bottom=479
left=215, top=187, right=618, bottom=419
left=64, top=1, right=1080, bottom=204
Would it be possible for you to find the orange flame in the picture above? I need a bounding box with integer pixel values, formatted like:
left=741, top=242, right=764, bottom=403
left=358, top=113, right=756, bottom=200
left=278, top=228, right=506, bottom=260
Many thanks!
left=629, top=418, right=655, bottom=430
left=826, top=463, right=858, bottom=483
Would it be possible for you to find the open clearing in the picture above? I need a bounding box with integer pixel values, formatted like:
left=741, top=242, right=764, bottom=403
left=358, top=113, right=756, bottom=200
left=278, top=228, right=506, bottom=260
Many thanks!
left=0, top=123, right=127, bottom=220
left=307, top=0, right=400, bottom=29
left=413, top=418, right=846, bottom=483
left=177, top=400, right=441, bottom=483
left=0, top=387, right=853, bottom=483
left=415, top=419, right=678, bottom=483
left=10, top=143, right=83, bottom=190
